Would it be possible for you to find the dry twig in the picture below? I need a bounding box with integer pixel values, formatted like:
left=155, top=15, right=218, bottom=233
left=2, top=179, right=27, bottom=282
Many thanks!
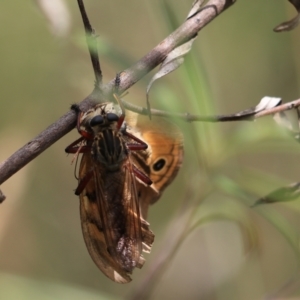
left=0, top=0, right=235, bottom=191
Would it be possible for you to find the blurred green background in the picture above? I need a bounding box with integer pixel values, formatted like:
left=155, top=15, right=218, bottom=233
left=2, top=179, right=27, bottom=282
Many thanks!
left=1, top=1, right=300, bottom=299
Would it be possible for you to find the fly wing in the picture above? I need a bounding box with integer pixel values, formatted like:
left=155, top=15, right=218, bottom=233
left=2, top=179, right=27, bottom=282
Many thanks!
left=79, top=153, right=131, bottom=283
left=78, top=152, right=154, bottom=283
left=121, top=157, right=154, bottom=269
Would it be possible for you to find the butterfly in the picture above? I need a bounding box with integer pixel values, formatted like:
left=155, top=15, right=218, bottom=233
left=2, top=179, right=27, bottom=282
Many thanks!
left=65, top=101, right=183, bottom=283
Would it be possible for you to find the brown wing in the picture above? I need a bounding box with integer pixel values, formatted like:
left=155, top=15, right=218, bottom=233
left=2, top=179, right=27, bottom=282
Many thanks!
left=78, top=151, right=154, bottom=283
left=126, top=113, right=184, bottom=218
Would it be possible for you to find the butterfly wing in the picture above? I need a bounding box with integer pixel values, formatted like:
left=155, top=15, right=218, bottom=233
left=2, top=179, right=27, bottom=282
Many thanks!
left=126, top=112, right=184, bottom=218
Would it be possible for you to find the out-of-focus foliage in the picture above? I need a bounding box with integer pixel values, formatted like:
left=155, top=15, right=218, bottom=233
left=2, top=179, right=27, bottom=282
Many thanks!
left=1, top=1, right=300, bottom=300
left=274, top=0, right=300, bottom=31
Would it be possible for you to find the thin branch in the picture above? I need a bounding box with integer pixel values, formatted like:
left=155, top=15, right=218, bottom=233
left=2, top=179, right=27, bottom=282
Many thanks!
left=255, top=98, right=300, bottom=118
left=77, top=0, right=102, bottom=87
left=1, top=93, right=299, bottom=188
left=0, top=0, right=234, bottom=192
left=0, top=111, right=75, bottom=185
left=103, top=0, right=236, bottom=95
left=122, top=98, right=300, bottom=122
left=0, top=95, right=98, bottom=186
left=121, top=100, right=252, bottom=122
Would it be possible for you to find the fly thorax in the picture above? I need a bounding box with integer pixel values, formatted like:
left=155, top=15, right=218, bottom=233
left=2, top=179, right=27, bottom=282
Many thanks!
left=92, top=130, right=127, bottom=171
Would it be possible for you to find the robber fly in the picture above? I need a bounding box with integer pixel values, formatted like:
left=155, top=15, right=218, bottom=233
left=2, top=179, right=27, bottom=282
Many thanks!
left=65, top=101, right=154, bottom=283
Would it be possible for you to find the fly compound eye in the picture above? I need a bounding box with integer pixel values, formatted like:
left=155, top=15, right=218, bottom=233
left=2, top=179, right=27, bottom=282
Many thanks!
left=106, top=113, right=119, bottom=122
left=90, top=115, right=104, bottom=127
